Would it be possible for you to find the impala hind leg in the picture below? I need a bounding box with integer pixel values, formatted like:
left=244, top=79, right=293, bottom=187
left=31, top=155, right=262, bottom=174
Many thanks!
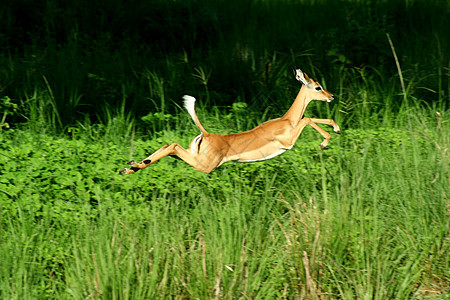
left=119, top=144, right=170, bottom=174
left=119, top=142, right=220, bottom=174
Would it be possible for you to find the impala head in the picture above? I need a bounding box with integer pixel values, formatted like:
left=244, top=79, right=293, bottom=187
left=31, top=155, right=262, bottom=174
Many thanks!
left=294, top=68, right=334, bottom=102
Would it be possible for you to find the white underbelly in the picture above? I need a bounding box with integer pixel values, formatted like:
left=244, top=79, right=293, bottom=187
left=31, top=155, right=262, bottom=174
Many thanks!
left=235, top=146, right=291, bottom=163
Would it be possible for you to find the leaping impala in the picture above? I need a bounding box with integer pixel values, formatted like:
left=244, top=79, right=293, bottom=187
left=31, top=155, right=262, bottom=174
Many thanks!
left=120, top=68, right=340, bottom=174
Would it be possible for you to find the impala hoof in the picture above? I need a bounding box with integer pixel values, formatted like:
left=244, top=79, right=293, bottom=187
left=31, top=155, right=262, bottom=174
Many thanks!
left=127, top=160, right=141, bottom=168
left=120, top=167, right=139, bottom=174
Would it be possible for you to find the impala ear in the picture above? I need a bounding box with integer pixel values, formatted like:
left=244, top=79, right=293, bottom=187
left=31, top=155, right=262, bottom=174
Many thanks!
left=294, top=68, right=310, bottom=86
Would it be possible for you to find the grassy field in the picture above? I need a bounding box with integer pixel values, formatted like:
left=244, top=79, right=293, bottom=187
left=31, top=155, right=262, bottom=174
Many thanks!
left=0, top=0, right=449, bottom=299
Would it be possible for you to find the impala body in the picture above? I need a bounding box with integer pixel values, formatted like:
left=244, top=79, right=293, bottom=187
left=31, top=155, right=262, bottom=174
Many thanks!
left=120, top=68, right=340, bottom=174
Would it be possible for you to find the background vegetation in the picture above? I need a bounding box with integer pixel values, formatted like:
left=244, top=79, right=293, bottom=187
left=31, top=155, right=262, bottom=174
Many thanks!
left=0, top=0, right=448, bottom=298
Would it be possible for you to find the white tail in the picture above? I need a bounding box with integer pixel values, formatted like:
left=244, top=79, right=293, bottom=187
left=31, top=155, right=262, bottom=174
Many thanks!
left=183, top=95, right=207, bottom=134
left=182, top=95, right=196, bottom=119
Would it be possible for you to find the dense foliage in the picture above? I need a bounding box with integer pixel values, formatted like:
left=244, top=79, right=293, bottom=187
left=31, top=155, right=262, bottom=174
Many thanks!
left=0, top=0, right=448, bottom=298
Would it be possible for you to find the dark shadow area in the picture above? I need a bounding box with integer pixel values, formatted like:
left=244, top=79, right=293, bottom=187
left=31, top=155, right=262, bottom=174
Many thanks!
left=0, top=0, right=448, bottom=128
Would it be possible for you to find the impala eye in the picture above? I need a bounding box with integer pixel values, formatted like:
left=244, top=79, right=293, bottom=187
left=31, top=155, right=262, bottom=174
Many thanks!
left=315, top=86, right=322, bottom=91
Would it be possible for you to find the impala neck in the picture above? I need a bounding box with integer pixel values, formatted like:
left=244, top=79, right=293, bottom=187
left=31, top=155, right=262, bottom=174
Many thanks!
left=282, top=85, right=311, bottom=126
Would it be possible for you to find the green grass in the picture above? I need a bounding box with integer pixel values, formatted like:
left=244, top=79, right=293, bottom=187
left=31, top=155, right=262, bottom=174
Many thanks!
left=0, top=109, right=448, bottom=298
left=0, top=0, right=449, bottom=298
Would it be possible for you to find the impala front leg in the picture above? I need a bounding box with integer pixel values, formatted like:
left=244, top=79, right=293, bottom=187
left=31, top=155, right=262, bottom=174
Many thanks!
left=308, top=122, right=332, bottom=150
left=288, top=117, right=339, bottom=151
left=308, top=118, right=340, bottom=150
left=310, top=118, right=341, bottom=134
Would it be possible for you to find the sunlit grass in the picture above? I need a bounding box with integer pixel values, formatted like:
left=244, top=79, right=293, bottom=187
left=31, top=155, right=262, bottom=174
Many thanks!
left=0, top=106, right=448, bottom=298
